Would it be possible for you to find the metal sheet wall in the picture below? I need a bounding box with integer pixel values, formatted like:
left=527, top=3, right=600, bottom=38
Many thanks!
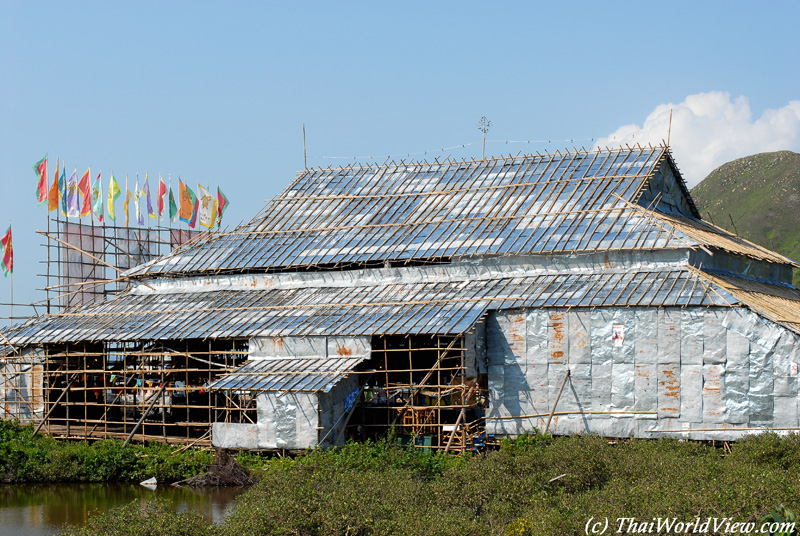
left=486, top=306, right=800, bottom=441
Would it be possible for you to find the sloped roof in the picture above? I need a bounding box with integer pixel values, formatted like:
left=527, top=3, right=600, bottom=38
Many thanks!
left=7, top=264, right=733, bottom=344
left=698, top=270, right=800, bottom=333
left=208, top=356, right=366, bottom=392
left=129, top=147, right=683, bottom=277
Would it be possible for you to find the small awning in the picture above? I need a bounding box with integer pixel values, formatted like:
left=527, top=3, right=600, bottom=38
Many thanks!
left=208, top=356, right=366, bottom=393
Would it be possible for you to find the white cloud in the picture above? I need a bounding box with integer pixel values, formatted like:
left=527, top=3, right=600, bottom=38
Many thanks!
left=595, top=92, right=800, bottom=186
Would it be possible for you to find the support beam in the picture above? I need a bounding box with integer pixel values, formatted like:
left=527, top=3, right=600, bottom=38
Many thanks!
left=34, top=375, right=77, bottom=436
left=123, top=381, right=169, bottom=447
left=544, top=369, right=570, bottom=435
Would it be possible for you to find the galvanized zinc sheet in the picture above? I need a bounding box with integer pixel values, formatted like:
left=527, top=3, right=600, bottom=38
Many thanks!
left=209, top=356, right=365, bottom=392
left=7, top=268, right=734, bottom=344
left=127, top=148, right=671, bottom=276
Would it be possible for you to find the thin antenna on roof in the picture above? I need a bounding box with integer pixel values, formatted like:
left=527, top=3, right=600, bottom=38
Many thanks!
left=303, top=123, right=307, bottom=170
left=728, top=213, right=739, bottom=237
left=667, top=109, right=673, bottom=146
left=478, top=116, right=491, bottom=159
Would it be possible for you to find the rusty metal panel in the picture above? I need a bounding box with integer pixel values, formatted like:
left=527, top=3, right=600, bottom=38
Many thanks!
left=498, top=311, right=526, bottom=365
left=702, top=364, right=727, bottom=423
left=658, top=309, right=681, bottom=365
left=680, top=365, right=703, bottom=423
left=568, top=311, right=591, bottom=364
left=634, top=363, right=657, bottom=412
left=657, top=364, right=680, bottom=418
left=702, top=310, right=726, bottom=364
left=525, top=310, right=548, bottom=364
left=548, top=312, right=568, bottom=366
left=680, top=310, right=703, bottom=366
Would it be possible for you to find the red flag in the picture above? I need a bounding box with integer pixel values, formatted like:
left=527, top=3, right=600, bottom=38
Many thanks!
left=34, top=155, right=48, bottom=205
left=1, top=226, right=12, bottom=277
left=157, top=176, right=167, bottom=218
left=78, top=167, right=92, bottom=217
left=48, top=158, right=60, bottom=212
left=216, top=186, right=229, bottom=226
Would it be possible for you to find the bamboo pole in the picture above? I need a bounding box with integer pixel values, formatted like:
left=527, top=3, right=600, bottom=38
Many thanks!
left=34, top=376, right=77, bottom=436
left=545, top=369, right=570, bottom=435
left=123, top=380, right=169, bottom=447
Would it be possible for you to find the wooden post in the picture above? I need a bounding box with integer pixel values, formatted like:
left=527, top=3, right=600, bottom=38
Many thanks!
left=544, top=369, right=570, bottom=435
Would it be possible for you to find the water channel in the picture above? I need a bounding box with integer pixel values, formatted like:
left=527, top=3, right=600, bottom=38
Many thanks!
left=0, top=483, right=248, bottom=535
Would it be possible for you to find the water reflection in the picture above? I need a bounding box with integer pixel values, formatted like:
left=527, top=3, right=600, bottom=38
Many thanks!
left=0, top=483, right=248, bottom=536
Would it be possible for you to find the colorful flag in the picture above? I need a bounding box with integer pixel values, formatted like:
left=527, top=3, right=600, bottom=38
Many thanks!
left=197, top=184, right=218, bottom=229
left=91, top=172, right=104, bottom=222
left=178, top=180, right=198, bottom=228
left=168, top=186, right=178, bottom=222
left=216, top=186, right=229, bottom=227
left=78, top=167, right=92, bottom=217
left=144, top=172, right=155, bottom=219
left=157, top=175, right=167, bottom=219
left=134, top=177, right=143, bottom=225
left=34, top=155, right=48, bottom=205
left=107, top=173, right=121, bottom=221
left=123, top=176, right=131, bottom=226
left=1, top=225, right=12, bottom=277
left=67, top=169, right=80, bottom=217
left=59, top=166, right=68, bottom=216
left=48, top=158, right=60, bottom=212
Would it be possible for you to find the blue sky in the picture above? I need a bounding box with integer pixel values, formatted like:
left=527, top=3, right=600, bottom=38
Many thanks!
left=1, top=0, right=799, bottom=322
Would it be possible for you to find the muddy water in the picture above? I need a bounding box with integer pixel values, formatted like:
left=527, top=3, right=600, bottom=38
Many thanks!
left=0, top=483, right=248, bottom=535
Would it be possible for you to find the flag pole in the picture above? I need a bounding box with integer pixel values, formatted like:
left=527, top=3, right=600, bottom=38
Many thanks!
left=8, top=218, right=12, bottom=326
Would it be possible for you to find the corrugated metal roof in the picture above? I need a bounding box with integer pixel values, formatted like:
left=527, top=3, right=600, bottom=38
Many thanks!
left=7, top=267, right=734, bottom=344
left=208, top=356, right=365, bottom=392
left=128, top=147, right=670, bottom=276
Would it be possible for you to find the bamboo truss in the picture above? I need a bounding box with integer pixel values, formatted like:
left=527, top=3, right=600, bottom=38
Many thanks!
left=346, top=334, right=488, bottom=453
left=3, top=339, right=247, bottom=446
left=38, top=216, right=201, bottom=313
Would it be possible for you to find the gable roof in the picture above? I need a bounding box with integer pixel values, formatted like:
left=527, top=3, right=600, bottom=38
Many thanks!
left=129, top=146, right=689, bottom=277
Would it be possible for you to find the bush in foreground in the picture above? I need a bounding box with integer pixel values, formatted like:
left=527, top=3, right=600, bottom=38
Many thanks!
left=51, top=432, right=800, bottom=536
left=0, top=420, right=212, bottom=483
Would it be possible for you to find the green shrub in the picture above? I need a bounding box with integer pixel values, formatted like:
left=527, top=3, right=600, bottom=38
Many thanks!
left=61, top=498, right=214, bottom=536
left=0, top=420, right=213, bottom=483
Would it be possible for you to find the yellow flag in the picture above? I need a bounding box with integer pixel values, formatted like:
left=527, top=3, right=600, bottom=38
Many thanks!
left=107, top=173, right=121, bottom=221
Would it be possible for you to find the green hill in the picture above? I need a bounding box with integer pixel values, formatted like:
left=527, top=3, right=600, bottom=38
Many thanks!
left=690, top=150, right=800, bottom=286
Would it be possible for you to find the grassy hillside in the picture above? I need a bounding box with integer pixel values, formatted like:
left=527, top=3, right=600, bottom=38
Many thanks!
left=691, top=150, right=800, bottom=286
